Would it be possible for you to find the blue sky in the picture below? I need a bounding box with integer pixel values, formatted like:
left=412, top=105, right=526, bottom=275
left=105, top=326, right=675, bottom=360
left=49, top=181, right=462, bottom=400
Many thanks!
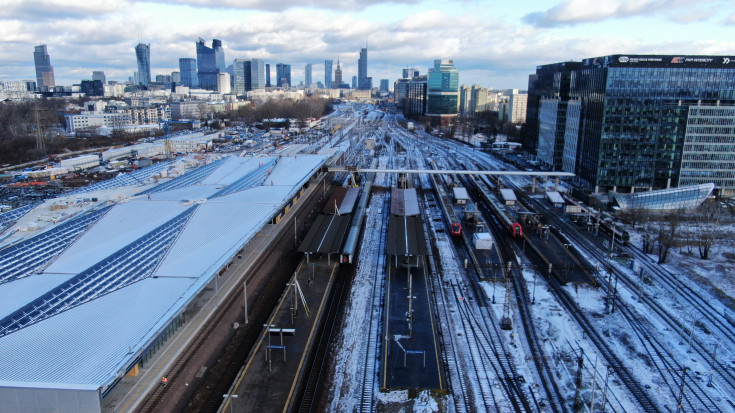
left=1, top=0, right=734, bottom=89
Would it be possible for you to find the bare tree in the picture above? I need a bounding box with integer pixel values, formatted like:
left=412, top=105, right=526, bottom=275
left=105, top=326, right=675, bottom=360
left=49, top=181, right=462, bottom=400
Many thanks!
left=656, top=210, right=682, bottom=264
left=695, top=201, right=722, bottom=260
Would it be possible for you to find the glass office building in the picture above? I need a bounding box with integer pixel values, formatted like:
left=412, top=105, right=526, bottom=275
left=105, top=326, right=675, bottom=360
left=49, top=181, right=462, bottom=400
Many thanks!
left=33, top=45, right=55, bottom=91
left=179, top=58, right=198, bottom=88
left=324, top=60, right=332, bottom=88
left=196, top=39, right=224, bottom=91
left=528, top=55, right=735, bottom=195
left=426, top=59, right=459, bottom=126
left=276, top=63, right=291, bottom=88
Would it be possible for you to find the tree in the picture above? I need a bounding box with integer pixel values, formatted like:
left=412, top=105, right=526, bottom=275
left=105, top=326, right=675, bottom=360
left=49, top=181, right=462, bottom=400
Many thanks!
left=695, top=201, right=723, bottom=260
left=656, top=210, right=682, bottom=264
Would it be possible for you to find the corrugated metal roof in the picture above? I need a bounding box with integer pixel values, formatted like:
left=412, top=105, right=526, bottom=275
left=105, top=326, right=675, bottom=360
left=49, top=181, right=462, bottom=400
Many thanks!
left=0, top=153, right=327, bottom=392
left=386, top=216, right=429, bottom=256
left=323, top=187, right=359, bottom=215
left=499, top=188, right=517, bottom=202
left=546, top=191, right=564, bottom=204
left=298, top=214, right=351, bottom=254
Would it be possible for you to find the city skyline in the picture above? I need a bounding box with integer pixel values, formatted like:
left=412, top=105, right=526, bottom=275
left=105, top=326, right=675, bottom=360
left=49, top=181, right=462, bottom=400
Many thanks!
left=2, top=1, right=734, bottom=89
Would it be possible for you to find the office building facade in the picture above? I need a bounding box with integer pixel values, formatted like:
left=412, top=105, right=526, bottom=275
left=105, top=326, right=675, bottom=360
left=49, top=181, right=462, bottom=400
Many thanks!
left=33, top=45, right=55, bottom=92
left=276, top=63, right=291, bottom=87
left=527, top=54, right=735, bottom=195
left=135, top=43, right=151, bottom=86
left=305, top=64, right=312, bottom=86
left=380, top=79, right=389, bottom=93
left=179, top=58, right=198, bottom=88
left=196, top=39, right=224, bottom=91
left=426, top=59, right=459, bottom=126
left=265, top=63, right=271, bottom=87
left=92, top=71, right=106, bottom=85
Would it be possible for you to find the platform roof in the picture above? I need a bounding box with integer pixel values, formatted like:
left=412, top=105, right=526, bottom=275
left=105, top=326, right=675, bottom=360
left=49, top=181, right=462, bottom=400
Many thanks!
left=298, top=214, right=351, bottom=254
left=499, top=188, right=517, bottom=202
left=390, top=188, right=420, bottom=216
left=0, top=150, right=327, bottom=395
left=323, top=187, right=359, bottom=215
left=386, top=216, right=429, bottom=257
left=545, top=191, right=564, bottom=205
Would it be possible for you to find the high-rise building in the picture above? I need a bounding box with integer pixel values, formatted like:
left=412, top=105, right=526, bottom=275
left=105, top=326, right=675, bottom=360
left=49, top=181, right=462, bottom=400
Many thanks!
left=351, top=76, right=357, bottom=89
left=405, top=75, right=428, bottom=119
left=402, top=68, right=420, bottom=79
left=527, top=54, right=735, bottom=195
left=179, top=58, right=198, bottom=88
left=394, top=78, right=411, bottom=110
left=92, top=71, right=106, bottom=85
left=265, top=63, right=271, bottom=87
left=250, top=59, right=265, bottom=90
left=507, top=90, right=527, bottom=124
left=135, top=43, right=151, bottom=86
left=358, top=46, right=371, bottom=90
left=217, top=72, right=231, bottom=94
left=33, top=45, right=55, bottom=92
left=469, top=85, right=489, bottom=114
left=171, top=71, right=181, bottom=84
left=233, top=59, right=250, bottom=96
left=380, top=79, right=389, bottom=93
left=80, top=80, right=104, bottom=97
left=276, top=63, right=291, bottom=87
left=334, top=59, right=343, bottom=86
left=196, top=38, right=224, bottom=91
left=324, top=60, right=333, bottom=88
left=426, top=59, right=459, bottom=126
left=458, top=85, right=471, bottom=115
left=304, top=64, right=312, bottom=86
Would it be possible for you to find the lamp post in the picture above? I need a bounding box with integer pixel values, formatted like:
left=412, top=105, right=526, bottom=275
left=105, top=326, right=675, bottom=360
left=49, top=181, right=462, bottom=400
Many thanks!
left=222, top=394, right=238, bottom=413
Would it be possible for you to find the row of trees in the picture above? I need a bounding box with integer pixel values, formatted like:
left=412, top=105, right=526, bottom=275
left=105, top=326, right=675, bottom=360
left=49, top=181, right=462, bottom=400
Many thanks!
left=0, top=99, right=66, bottom=164
left=222, top=97, right=334, bottom=128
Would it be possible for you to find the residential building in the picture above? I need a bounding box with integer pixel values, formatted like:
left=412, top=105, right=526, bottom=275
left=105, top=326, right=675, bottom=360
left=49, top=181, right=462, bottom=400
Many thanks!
left=179, top=58, right=198, bottom=88
left=358, top=46, right=371, bottom=90
left=507, top=90, right=528, bottom=124
left=171, top=100, right=206, bottom=120
left=305, top=64, right=312, bottom=86
left=324, top=60, right=333, bottom=88
left=135, top=43, right=151, bottom=86
left=33, top=44, right=55, bottom=91
left=458, top=85, right=471, bottom=115
left=469, top=85, right=488, bottom=114
left=527, top=54, right=735, bottom=195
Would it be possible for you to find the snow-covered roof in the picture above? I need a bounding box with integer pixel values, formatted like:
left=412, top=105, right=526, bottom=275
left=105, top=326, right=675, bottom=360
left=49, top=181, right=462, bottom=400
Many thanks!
left=545, top=191, right=565, bottom=205
left=0, top=152, right=326, bottom=394
left=499, top=189, right=517, bottom=202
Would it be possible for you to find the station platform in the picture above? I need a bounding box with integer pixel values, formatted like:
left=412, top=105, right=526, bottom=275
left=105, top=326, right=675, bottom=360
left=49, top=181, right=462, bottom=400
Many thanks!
left=381, top=260, right=445, bottom=391
left=522, top=224, right=595, bottom=284
left=224, top=255, right=339, bottom=412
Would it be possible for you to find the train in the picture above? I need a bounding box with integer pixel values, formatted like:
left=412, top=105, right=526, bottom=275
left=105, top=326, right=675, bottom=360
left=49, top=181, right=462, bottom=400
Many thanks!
left=562, top=193, right=630, bottom=245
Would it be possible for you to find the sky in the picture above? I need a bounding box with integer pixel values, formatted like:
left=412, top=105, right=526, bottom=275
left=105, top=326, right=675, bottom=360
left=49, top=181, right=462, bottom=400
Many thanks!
left=2, top=0, right=735, bottom=90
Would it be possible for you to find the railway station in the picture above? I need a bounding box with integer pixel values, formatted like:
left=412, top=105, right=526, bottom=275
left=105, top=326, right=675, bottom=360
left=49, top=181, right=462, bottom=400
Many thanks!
left=0, top=151, right=330, bottom=412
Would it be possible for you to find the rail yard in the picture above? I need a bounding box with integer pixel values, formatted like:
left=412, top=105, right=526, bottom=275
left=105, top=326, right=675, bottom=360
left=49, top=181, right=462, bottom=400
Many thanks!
left=1, top=104, right=734, bottom=412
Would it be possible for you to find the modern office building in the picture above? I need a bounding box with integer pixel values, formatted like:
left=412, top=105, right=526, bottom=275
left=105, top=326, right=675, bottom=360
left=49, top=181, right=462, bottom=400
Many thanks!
left=304, top=64, right=312, bottom=86
left=196, top=39, right=224, bottom=91
left=179, top=58, right=198, bottom=88
left=33, top=45, right=55, bottom=92
left=526, top=54, right=735, bottom=195
left=425, top=59, right=459, bottom=126
left=394, top=78, right=411, bottom=111
left=250, top=59, right=265, bottom=90
left=135, top=43, right=151, bottom=87
left=406, top=75, right=428, bottom=119
left=79, top=80, right=104, bottom=97
left=357, top=46, right=371, bottom=90
left=402, top=68, right=419, bottom=79
left=171, top=71, right=181, bottom=84
left=380, top=79, right=389, bottom=93
left=265, top=63, right=271, bottom=87
left=324, top=60, right=332, bottom=88
left=92, top=71, right=106, bottom=85
left=233, top=59, right=250, bottom=96
left=351, top=76, right=357, bottom=89
left=217, top=72, right=231, bottom=94
left=276, top=63, right=291, bottom=88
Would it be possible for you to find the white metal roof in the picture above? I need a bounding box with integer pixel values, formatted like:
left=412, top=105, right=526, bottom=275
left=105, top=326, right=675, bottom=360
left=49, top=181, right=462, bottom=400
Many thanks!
left=0, top=153, right=327, bottom=393
left=499, top=188, right=517, bottom=202
left=546, top=191, right=565, bottom=205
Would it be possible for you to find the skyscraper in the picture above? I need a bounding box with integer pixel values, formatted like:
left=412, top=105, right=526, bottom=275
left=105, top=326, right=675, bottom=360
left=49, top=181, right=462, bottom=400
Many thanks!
left=334, top=59, right=343, bottom=86
left=233, top=59, right=250, bottom=96
left=196, top=38, right=224, bottom=91
left=305, top=64, right=312, bottom=86
left=380, top=79, right=389, bottom=93
left=276, top=63, right=291, bottom=87
left=179, top=58, right=198, bottom=88
left=352, top=76, right=357, bottom=89
left=324, top=60, right=333, bottom=88
left=250, top=59, right=265, bottom=90
left=265, top=63, right=271, bottom=87
left=358, top=46, right=371, bottom=90
left=135, top=43, right=151, bottom=86
left=33, top=45, right=55, bottom=92
left=92, top=71, right=106, bottom=85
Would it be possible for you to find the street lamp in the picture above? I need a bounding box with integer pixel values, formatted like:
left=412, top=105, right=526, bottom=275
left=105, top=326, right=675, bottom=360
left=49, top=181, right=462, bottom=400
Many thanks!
left=222, top=394, right=238, bottom=413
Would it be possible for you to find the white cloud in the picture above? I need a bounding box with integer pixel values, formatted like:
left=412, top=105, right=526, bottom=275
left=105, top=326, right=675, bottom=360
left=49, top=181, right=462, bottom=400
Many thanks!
left=135, top=0, right=421, bottom=12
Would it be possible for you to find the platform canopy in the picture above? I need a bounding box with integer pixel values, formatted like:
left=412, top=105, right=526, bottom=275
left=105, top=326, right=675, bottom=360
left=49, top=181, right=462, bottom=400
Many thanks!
left=298, top=214, right=351, bottom=254
left=386, top=216, right=429, bottom=257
